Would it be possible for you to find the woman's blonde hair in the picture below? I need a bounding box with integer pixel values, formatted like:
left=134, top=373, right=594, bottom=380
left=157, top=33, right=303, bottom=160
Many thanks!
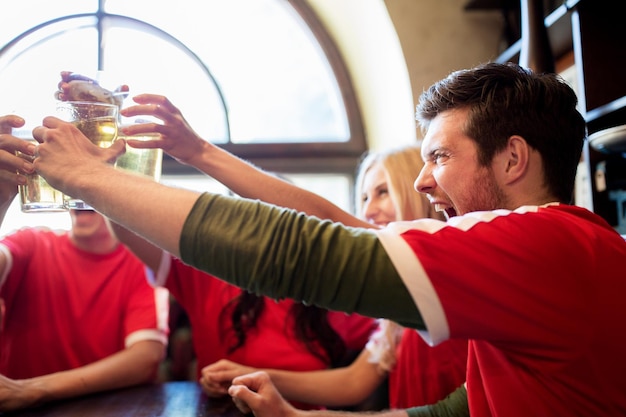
left=355, top=144, right=443, bottom=222
left=358, top=146, right=445, bottom=373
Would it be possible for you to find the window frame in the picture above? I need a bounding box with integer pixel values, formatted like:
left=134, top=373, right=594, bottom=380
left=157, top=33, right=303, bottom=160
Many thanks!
left=171, top=0, right=367, bottom=176
left=0, top=0, right=366, bottom=183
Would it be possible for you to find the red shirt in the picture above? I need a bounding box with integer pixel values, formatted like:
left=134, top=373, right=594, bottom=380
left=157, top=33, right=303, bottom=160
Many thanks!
left=156, top=256, right=375, bottom=376
left=0, top=228, right=168, bottom=378
left=390, top=328, right=467, bottom=408
left=377, top=204, right=626, bottom=416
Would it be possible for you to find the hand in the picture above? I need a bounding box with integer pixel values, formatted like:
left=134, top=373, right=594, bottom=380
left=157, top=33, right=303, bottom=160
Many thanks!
left=0, top=374, right=41, bottom=412
left=118, top=94, right=211, bottom=167
left=228, top=371, right=298, bottom=417
left=55, top=71, right=129, bottom=107
left=0, top=115, right=35, bottom=206
left=31, top=117, right=126, bottom=196
left=199, top=359, right=256, bottom=397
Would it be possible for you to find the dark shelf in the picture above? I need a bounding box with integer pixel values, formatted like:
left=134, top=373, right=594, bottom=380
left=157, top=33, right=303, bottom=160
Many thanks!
left=494, top=0, right=576, bottom=62
left=488, top=0, right=626, bottom=229
left=464, top=0, right=567, bottom=13
left=464, top=0, right=519, bottom=10
left=586, top=97, right=626, bottom=127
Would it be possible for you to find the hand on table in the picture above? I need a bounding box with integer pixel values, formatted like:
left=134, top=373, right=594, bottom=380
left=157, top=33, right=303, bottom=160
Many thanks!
left=199, top=359, right=256, bottom=397
left=0, top=374, right=42, bottom=412
left=228, top=371, right=298, bottom=417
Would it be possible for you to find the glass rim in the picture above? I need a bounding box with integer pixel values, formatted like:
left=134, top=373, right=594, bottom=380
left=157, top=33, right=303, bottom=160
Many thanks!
left=56, top=100, right=119, bottom=109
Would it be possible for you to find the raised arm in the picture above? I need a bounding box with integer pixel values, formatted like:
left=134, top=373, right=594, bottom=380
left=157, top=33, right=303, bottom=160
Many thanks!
left=32, top=117, right=194, bottom=257
left=119, top=94, right=373, bottom=228
left=109, top=222, right=164, bottom=273
left=31, top=123, right=421, bottom=327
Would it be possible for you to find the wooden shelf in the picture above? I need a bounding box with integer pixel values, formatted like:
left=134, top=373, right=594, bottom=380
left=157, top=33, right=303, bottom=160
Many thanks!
left=490, top=0, right=626, bottom=228
left=494, top=0, right=576, bottom=62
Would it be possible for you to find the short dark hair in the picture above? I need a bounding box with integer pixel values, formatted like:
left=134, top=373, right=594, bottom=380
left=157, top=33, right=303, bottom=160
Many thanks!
left=416, top=62, right=586, bottom=204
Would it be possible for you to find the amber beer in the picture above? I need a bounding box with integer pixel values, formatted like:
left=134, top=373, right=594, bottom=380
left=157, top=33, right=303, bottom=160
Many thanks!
left=73, top=116, right=118, bottom=148
left=56, top=101, right=119, bottom=209
left=114, top=133, right=163, bottom=182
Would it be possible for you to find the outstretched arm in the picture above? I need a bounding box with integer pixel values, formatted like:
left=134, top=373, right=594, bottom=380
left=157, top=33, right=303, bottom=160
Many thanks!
left=32, top=113, right=422, bottom=327
left=31, top=124, right=421, bottom=326
left=119, top=94, right=373, bottom=229
left=109, top=222, right=164, bottom=273
left=0, top=340, right=164, bottom=412
left=32, top=117, right=193, bottom=257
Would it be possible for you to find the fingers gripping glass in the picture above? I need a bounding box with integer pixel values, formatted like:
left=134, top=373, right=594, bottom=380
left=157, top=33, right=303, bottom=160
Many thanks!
left=55, top=101, right=119, bottom=210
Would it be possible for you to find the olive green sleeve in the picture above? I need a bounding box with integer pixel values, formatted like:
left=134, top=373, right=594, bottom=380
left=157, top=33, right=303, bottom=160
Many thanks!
left=180, top=193, right=425, bottom=329
left=406, top=385, right=469, bottom=417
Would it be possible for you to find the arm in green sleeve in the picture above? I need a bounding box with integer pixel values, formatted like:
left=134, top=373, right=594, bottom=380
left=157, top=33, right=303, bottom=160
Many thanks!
left=406, top=385, right=468, bottom=417
left=180, top=193, right=425, bottom=330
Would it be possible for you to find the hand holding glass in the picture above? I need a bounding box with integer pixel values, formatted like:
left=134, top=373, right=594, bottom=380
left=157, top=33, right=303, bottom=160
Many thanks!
left=17, top=140, right=67, bottom=212
left=55, top=101, right=119, bottom=209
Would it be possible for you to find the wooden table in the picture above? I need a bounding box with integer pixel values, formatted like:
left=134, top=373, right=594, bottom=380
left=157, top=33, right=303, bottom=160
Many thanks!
left=3, top=381, right=247, bottom=417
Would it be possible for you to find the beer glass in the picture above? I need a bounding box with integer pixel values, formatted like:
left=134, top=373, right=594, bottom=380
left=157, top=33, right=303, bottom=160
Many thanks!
left=56, top=101, right=119, bottom=210
left=114, top=132, right=163, bottom=182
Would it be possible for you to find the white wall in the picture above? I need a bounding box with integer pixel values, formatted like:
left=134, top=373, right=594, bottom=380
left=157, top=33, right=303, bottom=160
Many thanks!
left=307, top=0, right=417, bottom=151
left=307, top=0, right=504, bottom=147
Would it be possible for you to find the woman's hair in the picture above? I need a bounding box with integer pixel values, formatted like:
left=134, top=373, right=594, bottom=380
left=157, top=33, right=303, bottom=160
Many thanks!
left=355, top=144, right=444, bottom=222
left=220, top=171, right=348, bottom=367
left=221, top=292, right=347, bottom=367
left=355, top=145, right=444, bottom=373
left=416, top=62, right=586, bottom=204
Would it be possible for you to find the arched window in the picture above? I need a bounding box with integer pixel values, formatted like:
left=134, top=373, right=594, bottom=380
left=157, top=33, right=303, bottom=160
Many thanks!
left=0, top=0, right=366, bottom=232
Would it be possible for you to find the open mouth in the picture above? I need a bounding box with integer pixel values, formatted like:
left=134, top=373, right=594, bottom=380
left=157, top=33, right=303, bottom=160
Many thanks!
left=433, top=203, right=457, bottom=220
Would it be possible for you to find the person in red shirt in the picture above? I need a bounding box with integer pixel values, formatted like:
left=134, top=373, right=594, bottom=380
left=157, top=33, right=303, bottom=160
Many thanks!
left=32, top=62, right=625, bottom=416
left=0, top=114, right=167, bottom=412
left=112, top=205, right=376, bottom=412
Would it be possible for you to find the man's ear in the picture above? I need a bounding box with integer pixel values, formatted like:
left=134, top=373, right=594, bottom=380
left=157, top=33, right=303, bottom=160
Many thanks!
left=501, top=135, right=530, bottom=184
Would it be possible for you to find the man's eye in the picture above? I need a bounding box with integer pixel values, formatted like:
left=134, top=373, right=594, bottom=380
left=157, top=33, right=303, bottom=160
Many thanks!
left=433, top=152, right=447, bottom=163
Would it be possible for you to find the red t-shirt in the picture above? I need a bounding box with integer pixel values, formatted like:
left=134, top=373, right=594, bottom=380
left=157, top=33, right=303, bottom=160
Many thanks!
left=377, top=204, right=626, bottom=416
left=0, top=228, right=168, bottom=378
left=390, top=328, right=467, bottom=408
left=156, top=256, right=375, bottom=376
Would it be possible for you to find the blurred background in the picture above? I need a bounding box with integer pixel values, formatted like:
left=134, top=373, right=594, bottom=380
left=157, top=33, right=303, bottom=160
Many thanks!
left=1, top=0, right=623, bottom=235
